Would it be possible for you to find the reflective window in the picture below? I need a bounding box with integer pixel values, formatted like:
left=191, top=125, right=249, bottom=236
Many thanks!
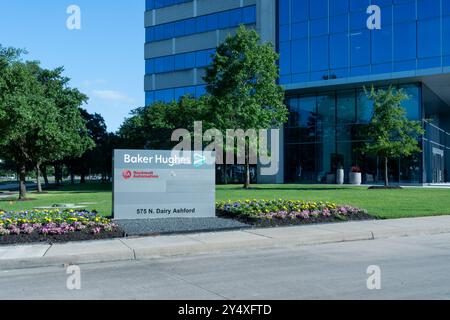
left=278, top=0, right=450, bottom=85
left=146, top=6, right=256, bottom=43
left=145, top=49, right=215, bottom=75
left=146, top=0, right=192, bottom=10
left=145, top=85, right=206, bottom=104
left=284, top=84, right=423, bottom=184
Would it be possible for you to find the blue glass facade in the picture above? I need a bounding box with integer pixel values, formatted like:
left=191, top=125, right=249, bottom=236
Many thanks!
left=143, top=0, right=450, bottom=184
left=280, top=0, right=450, bottom=184
left=278, top=0, right=450, bottom=86
left=284, top=84, right=423, bottom=184
left=146, top=49, right=216, bottom=75
left=144, top=3, right=257, bottom=105
left=146, top=6, right=257, bottom=43
left=146, top=0, right=192, bottom=10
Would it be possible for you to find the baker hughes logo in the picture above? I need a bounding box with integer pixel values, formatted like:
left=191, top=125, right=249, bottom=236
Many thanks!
left=122, top=169, right=159, bottom=180
left=193, top=153, right=206, bottom=168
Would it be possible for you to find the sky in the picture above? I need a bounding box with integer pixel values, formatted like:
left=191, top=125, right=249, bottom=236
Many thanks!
left=0, top=0, right=144, bottom=132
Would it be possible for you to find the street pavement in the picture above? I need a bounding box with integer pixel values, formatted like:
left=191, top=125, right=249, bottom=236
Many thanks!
left=1, top=232, right=450, bottom=299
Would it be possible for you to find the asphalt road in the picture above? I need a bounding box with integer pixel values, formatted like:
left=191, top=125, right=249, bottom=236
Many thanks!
left=1, top=233, right=450, bottom=300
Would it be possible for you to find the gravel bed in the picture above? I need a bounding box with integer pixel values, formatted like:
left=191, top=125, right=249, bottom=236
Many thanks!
left=115, top=218, right=251, bottom=236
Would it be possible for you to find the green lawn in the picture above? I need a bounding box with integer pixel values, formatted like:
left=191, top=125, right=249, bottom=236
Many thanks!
left=1, top=183, right=449, bottom=219
left=0, top=183, right=113, bottom=217
left=217, top=185, right=450, bottom=219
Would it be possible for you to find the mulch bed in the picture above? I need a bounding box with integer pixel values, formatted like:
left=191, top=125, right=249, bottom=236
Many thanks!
left=0, top=229, right=125, bottom=246
left=217, top=211, right=374, bottom=228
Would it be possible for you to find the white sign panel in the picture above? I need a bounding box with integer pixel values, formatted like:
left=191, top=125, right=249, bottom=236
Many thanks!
left=113, top=150, right=216, bottom=219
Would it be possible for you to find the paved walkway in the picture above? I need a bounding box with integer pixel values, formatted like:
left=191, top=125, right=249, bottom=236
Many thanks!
left=1, top=215, right=450, bottom=270
left=0, top=182, right=36, bottom=192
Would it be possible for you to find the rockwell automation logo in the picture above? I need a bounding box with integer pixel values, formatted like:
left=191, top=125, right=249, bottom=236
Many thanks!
left=122, top=170, right=132, bottom=180
left=122, top=169, right=160, bottom=180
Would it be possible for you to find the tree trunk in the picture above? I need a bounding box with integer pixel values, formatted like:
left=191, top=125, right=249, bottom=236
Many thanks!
left=42, top=165, right=49, bottom=187
left=18, top=164, right=27, bottom=200
left=244, top=163, right=250, bottom=189
left=80, top=173, right=86, bottom=184
left=222, top=165, right=228, bottom=185
left=35, top=163, right=43, bottom=193
left=243, top=149, right=251, bottom=189
left=54, top=164, right=62, bottom=186
left=384, top=157, right=389, bottom=187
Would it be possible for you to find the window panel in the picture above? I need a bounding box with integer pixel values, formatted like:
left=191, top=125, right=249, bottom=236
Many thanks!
left=310, top=0, right=329, bottom=19
left=445, top=0, right=450, bottom=16
left=291, top=39, right=309, bottom=74
left=330, top=0, right=349, bottom=16
left=394, top=22, right=417, bottom=61
left=310, top=36, right=329, bottom=71
left=350, top=30, right=370, bottom=67
left=394, top=2, right=416, bottom=23
left=279, top=41, right=292, bottom=75
left=330, top=14, right=348, bottom=34
left=418, top=18, right=441, bottom=59
left=445, top=17, right=450, bottom=55
left=371, top=28, right=392, bottom=64
left=292, top=0, right=309, bottom=23
left=330, top=33, right=349, bottom=69
left=310, top=18, right=329, bottom=36
left=292, top=22, right=308, bottom=39
left=418, top=0, right=440, bottom=20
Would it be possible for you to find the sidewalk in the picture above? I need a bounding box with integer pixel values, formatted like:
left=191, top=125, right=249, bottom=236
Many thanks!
left=1, top=215, right=450, bottom=270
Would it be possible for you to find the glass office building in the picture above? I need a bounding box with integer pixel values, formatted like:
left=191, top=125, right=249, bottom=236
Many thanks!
left=279, top=0, right=450, bottom=184
left=145, top=0, right=450, bottom=184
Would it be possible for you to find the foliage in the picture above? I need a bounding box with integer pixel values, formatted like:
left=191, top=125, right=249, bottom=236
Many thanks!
left=0, top=44, right=94, bottom=197
left=204, top=26, right=288, bottom=187
left=66, top=109, right=115, bottom=181
left=362, top=86, right=424, bottom=185
left=119, top=95, right=211, bottom=150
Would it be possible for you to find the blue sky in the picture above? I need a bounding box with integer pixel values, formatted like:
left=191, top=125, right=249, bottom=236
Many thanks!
left=0, top=0, right=144, bottom=132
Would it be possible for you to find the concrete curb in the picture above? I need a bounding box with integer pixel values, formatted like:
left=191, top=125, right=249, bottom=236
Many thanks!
left=1, top=216, right=450, bottom=270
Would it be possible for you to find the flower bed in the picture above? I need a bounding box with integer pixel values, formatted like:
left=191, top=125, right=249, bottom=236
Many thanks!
left=0, top=209, right=124, bottom=245
left=216, top=199, right=372, bottom=227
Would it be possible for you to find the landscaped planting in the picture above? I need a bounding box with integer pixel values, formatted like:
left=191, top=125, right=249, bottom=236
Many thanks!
left=216, top=199, right=372, bottom=227
left=0, top=209, right=123, bottom=245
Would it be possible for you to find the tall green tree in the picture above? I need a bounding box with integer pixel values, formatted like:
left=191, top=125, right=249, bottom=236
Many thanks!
left=31, top=67, right=94, bottom=191
left=204, top=26, right=288, bottom=188
left=362, top=86, right=424, bottom=187
left=0, top=45, right=94, bottom=198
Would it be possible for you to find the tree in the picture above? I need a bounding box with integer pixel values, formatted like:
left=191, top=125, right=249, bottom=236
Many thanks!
left=119, top=95, right=210, bottom=150
left=362, top=86, right=424, bottom=187
left=204, top=26, right=288, bottom=188
left=0, top=45, right=94, bottom=198
left=67, top=109, right=108, bottom=184
left=31, top=67, right=94, bottom=191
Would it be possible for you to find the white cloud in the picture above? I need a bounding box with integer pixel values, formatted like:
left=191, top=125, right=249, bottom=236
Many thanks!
left=81, top=79, right=106, bottom=87
left=91, top=90, right=135, bottom=104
